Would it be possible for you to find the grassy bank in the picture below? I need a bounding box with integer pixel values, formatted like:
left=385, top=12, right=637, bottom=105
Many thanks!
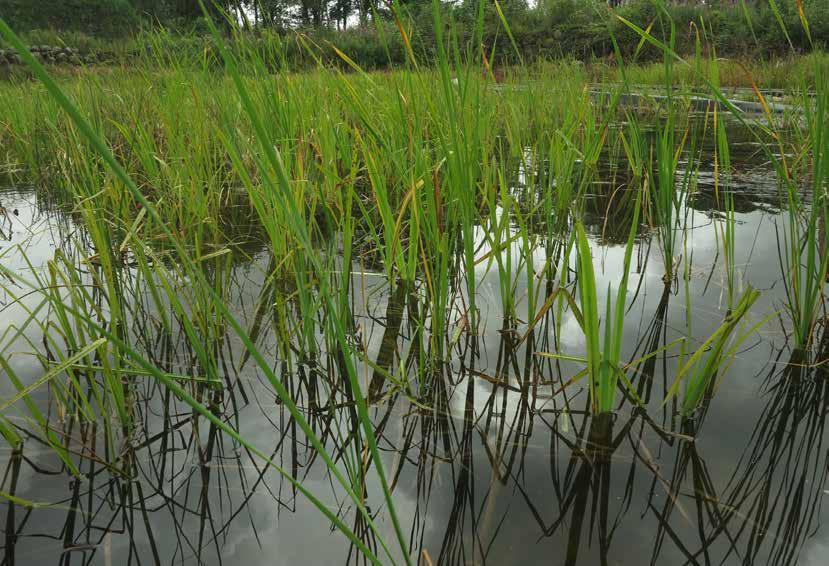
left=4, top=42, right=827, bottom=91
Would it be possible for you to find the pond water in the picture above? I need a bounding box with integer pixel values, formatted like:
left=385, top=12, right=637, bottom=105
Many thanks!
left=0, top=115, right=828, bottom=565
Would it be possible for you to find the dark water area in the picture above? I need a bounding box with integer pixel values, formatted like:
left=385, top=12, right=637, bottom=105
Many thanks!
left=1, top=116, right=828, bottom=565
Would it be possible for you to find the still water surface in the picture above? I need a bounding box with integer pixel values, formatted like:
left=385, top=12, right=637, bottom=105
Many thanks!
left=0, top=118, right=828, bottom=565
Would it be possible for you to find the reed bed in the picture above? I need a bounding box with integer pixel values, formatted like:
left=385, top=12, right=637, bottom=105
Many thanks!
left=0, top=4, right=827, bottom=563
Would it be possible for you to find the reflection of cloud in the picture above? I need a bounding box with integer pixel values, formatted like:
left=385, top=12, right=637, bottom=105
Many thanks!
left=559, top=309, right=585, bottom=350
left=800, top=534, right=829, bottom=566
left=1, top=191, right=73, bottom=391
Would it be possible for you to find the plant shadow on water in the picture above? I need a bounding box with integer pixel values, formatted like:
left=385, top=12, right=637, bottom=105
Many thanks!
left=1, top=100, right=828, bottom=564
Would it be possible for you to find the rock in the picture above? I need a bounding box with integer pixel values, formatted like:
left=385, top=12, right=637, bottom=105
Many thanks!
left=1, top=45, right=92, bottom=65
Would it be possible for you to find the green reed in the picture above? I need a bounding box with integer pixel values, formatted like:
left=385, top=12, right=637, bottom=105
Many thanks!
left=713, top=107, right=738, bottom=309
left=780, top=79, right=829, bottom=351
left=667, top=286, right=762, bottom=417
left=0, top=2, right=825, bottom=562
left=0, top=16, right=414, bottom=565
left=650, top=103, right=688, bottom=284
left=565, top=189, right=641, bottom=415
left=618, top=1, right=825, bottom=354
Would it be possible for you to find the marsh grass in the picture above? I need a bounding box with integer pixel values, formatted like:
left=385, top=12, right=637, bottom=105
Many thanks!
left=574, top=209, right=640, bottom=414
left=779, top=79, right=829, bottom=352
left=537, top=189, right=645, bottom=415
left=0, top=1, right=826, bottom=563
left=0, top=14, right=419, bottom=563
left=667, top=286, right=763, bottom=417
left=617, top=1, right=824, bottom=357
left=712, top=106, right=738, bottom=309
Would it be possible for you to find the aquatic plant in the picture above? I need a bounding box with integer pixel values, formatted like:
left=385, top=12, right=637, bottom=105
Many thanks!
left=0, top=16, right=415, bottom=565
left=552, top=189, right=642, bottom=415
left=780, top=80, right=829, bottom=351
left=666, top=286, right=762, bottom=417
left=0, top=2, right=827, bottom=563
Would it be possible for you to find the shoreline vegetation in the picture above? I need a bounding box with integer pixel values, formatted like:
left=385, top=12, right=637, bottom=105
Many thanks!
left=2, top=41, right=828, bottom=91
left=1, top=0, right=829, bottom=77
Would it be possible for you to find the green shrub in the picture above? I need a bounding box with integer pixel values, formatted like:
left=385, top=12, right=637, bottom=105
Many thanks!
left=1, top=0, right=826, bottom=70
left=0, top=0, right=138, bottom=37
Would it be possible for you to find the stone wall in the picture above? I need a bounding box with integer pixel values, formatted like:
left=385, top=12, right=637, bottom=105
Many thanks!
left=0, top=45, right=100, bottom=66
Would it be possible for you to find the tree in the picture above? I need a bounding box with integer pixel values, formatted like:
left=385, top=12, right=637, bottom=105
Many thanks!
left=130, top=0, right=243, bottom=22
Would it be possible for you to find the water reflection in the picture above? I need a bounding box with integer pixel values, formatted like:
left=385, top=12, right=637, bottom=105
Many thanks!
left=1, top=115, right=828, bottom=566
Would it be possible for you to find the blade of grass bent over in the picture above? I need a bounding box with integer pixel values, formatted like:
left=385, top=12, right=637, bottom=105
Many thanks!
left=0, top=16, right=400, bottom=565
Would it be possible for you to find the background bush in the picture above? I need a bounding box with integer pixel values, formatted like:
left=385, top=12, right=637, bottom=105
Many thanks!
left=0, top=0, right=826, bottom=69
left=0, top=0, right=139, bottom=37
